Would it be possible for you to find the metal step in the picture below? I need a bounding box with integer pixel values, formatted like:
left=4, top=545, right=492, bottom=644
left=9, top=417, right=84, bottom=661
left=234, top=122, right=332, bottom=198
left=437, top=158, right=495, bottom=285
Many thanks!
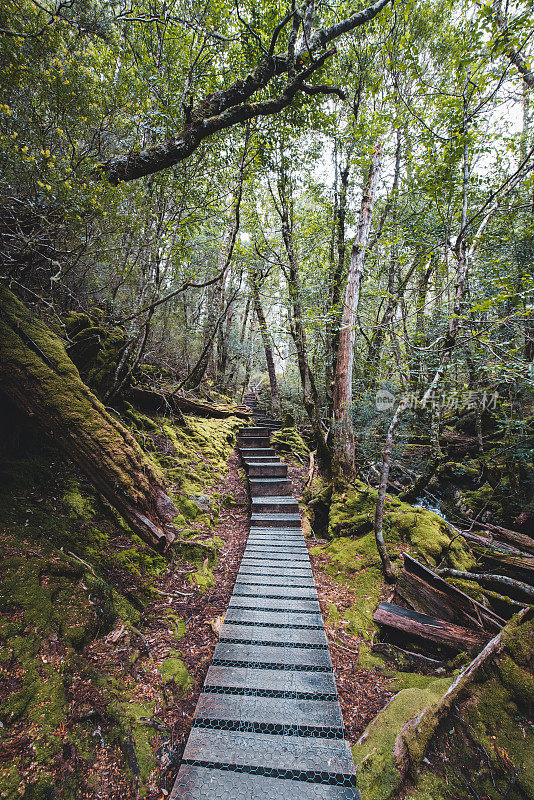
left=239, top=436, right=271, bottom=448
left=252, top=496, right=299, bottom=513
left=249, top=478, right=292, bottom=496
left=239, top=448, right=276, bottom=457
left=248, top=463, right=288, bottom=477
left=171, top=766, right=359, bottom=799
left=250, top=513, right=301, bottom=528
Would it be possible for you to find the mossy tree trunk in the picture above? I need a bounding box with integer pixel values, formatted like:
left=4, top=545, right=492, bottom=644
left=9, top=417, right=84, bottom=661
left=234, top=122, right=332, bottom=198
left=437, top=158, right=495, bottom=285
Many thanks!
left=0, top=284, right=178, bottom=550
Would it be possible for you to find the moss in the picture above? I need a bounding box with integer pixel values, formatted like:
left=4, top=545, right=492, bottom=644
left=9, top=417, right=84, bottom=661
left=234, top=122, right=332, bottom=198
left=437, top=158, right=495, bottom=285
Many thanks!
left=63, top=481, right=94, bottom=519
left=353, top=677, right=452, bottom=800
left=437, top=460, right=480, bottom=482
left=158, top=417, right=241, bottom=500
left=189, top=559, right=215, bottom=591
left=112, top=590, right=140, bottom=625
left=177, top=495, right=203, bottom=520
left=315, top=536, right=388, bottom=669
left=271, top=426, right=309, bottom=461
left=467, top=675, right=534, bottom=798
left=163, top=611, right=186, bottom=639
left=404, top=773, right=451, bottom=799
left=361, top=613, right=534, bottom=800
left=497, top=653, right=534, bottom=703
left=327, top=601, right=340, bottom=628
left=157, top=651, right=192, bottom=691
left=460, top=482, right=501, bottom=516
left=122, top=403, right=160, bottom=432
left=107, top=698, right=157, bottom=792
left=327, top=481, right=474, bottom=570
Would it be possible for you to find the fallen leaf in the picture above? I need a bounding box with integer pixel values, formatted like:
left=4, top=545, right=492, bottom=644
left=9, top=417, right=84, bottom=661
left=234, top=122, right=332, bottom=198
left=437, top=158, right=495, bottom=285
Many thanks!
left=209, top=615, right=225, bottom=635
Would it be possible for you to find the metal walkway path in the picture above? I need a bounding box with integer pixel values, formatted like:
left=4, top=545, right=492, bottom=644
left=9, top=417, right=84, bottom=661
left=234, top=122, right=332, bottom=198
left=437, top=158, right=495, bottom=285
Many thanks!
left=170, top=396, right=360, bottom=800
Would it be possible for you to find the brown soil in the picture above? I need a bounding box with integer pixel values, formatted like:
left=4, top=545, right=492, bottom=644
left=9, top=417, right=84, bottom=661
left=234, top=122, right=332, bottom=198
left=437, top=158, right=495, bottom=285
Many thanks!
left=286, top=458, right=395, bottom=746
left=308, top=542, right=394, bottom=744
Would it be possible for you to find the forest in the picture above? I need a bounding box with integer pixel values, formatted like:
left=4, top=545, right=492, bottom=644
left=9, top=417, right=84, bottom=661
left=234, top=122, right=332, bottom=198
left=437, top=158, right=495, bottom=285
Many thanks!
left=0, top=0, right=533, bottom=797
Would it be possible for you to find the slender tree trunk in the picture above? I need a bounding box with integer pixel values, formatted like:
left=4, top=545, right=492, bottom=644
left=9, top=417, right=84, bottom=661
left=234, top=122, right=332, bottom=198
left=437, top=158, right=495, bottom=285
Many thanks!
left=332, top=144, right=382, bottom=476
left=277, top=149, right=331, bottom=473
left=373, top=98, right=477, bottom=579
left=0, top=285, right=178, bottom=550
left=249, top=268, right=281, bottom=416
left=326, top=147, right=352, bottom=412
left=373, top=400, right=406, bottom=581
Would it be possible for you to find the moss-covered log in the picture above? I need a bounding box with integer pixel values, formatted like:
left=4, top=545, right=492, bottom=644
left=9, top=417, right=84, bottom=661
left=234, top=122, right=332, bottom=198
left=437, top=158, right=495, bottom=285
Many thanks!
left=127, top=385, right=251, bottom=419
left=0, top=284, right=178, bottom=550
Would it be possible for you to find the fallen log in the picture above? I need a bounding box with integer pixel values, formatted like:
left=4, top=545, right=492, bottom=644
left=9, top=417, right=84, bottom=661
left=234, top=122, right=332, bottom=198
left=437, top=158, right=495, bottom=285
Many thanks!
left=459, top=530, right=534, bottom=573
left=373, top=602, right=489, bottom=651
left=437, top=568, right=534, bottom=602
left=475, top=521, right=534, bottom=556
left=371, top=642, right=443, bottom=674
left=127, top=385, right=251, bottom=420
left=399, top=554, right=504, bottom=632
left=0, top=284, right=178, bottom=550
left=393, top=607, right=530, bottom=781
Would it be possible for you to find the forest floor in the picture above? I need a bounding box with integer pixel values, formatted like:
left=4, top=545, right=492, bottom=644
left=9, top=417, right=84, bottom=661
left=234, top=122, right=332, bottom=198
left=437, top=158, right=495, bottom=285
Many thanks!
left=82, top=448, right=252, bottom=799
left=2, top=412, right=532, bottom=800
left=285, top=461, right=395, bottom=744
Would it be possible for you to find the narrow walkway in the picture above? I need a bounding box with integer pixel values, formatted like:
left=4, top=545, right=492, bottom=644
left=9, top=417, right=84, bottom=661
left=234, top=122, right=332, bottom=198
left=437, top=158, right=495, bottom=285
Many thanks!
left=170, top=396, right=360, bottom=799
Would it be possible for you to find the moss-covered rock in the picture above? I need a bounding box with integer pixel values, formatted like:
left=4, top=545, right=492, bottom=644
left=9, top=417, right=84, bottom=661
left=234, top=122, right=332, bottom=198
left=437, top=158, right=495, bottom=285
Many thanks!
left=328, top=481, right=474, bottom=570
left=353, top=613, right=534, bottom=800
left=271, top=425, right=309, bottom=462
left=353, top=676, right=452, bottom=800
left=157, top=651, right=192, bottom=692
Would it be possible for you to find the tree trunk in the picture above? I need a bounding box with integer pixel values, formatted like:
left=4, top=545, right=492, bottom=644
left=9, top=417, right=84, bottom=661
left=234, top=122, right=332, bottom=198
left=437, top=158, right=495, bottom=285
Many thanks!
left=277, top=150, right=331, bottom=474
left=364, top=131, right=403, bottom=389
left=437, top=569, right=534, bottom=601
left=0, top=284, right=178, bottom=550
left=373, top=601, right=488, bottom=649
left=373, top=398, right=408, bottom=582
left=127, top=386, right=250, bottom=419
left=332, top=144, right=382, bottom=476
left=249, top=268, right=281, bottom=416
left=326, top=146, right=352, bottom=411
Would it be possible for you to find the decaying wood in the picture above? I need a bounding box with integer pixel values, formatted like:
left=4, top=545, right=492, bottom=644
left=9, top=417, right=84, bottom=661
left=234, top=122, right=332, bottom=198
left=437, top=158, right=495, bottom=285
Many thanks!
left=475, top=521, right=534, bottom=556
left=371, top=642, right=443, bottom=674
left=437, top=568, right=534, bottom=601
left=459, top=530, right=534, bottom=573
left=393, top=607, right=529, bottom=780
left=399, top=554, right=504, bottom=632
left=374, top=602, right=488, bottom=650
left=0, top=284, right=178, bottom=550
left=127, top=385, right=250, bottom=419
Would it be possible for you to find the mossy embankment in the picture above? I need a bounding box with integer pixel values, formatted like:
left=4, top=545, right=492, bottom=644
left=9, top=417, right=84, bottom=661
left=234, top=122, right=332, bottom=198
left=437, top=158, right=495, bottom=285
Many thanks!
left=354, top=611, right=534, bottom=800
left=304, top=475, right=533, bottom=800
left=0, top=402, right=243, bottom=799
left=307, top=478, right=476, bottom=666
left=271, top=424, right=310, bottom=463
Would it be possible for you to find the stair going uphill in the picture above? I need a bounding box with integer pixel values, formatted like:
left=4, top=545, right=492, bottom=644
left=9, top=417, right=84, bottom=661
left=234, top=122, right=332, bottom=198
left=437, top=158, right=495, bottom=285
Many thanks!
left=170, top=392, right=360, bottom=799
